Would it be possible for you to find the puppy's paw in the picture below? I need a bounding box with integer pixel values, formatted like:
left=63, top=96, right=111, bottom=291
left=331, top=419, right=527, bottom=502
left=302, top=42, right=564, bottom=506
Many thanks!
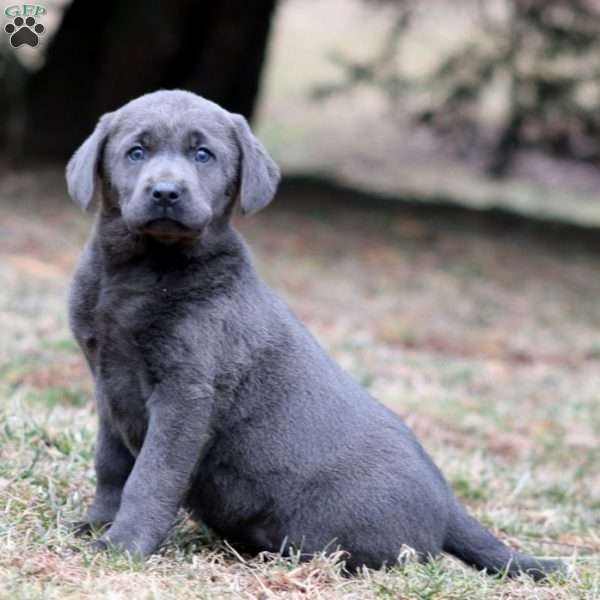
left=89, top=536, right=140, bottom=556
left=92, top=525, right=157, bottom=557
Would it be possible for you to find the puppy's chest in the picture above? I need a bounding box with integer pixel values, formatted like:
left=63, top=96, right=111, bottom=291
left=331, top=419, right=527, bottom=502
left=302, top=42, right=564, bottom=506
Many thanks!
left=95, top=280, right=180, bottom=349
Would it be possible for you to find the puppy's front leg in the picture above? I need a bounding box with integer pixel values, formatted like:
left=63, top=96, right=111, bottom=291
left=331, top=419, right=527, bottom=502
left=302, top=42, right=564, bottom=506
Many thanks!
left=83, top=411, right=135, bottom=529
left=75, top=387, right=135, bottom=536
left=96, top=381, right=213, bottom=556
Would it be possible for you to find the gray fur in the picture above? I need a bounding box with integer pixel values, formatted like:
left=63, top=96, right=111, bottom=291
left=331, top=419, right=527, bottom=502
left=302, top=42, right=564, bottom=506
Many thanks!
left=66, top=90, right=561, bottom=579
left=67, top=113, right=114, bottom=210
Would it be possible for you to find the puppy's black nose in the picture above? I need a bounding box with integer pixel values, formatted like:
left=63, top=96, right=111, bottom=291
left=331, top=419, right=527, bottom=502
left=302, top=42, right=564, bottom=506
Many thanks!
left=151, top=181, right=182, bottom=208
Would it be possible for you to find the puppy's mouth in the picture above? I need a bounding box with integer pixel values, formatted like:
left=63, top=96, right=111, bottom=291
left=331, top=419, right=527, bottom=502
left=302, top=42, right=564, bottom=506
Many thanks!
left=140, top=219, right=200, bottom=241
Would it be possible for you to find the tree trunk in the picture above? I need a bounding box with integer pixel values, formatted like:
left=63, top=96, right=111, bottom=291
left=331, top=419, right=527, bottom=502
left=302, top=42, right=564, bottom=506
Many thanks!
left=19, top=0, right=277, bottom=162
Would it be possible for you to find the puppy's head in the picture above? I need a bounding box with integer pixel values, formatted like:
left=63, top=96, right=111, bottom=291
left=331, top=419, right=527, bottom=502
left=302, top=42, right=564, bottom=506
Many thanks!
left=66, top=90, right=280, bottom=242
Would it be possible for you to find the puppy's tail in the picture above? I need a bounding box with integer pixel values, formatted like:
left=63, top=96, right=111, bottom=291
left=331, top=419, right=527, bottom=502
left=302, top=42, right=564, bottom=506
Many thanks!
left=443, top=501, right=563, bottom=580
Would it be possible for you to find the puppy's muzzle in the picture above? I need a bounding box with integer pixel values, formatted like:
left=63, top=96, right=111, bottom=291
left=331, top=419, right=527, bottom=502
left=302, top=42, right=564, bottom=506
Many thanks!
left=129, top=180, right=211, bottom=241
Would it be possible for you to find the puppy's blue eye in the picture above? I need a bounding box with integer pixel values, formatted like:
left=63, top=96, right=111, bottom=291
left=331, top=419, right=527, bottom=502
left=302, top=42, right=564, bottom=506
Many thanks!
left=127, top=146, right=145, bottom=162
left=194, top=147, right=213, bottom=163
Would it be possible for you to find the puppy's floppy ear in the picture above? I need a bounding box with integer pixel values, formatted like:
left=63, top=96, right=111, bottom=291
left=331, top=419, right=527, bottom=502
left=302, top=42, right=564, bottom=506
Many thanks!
left=66, top=112, right=113, bottom=210
left=231, top=113, right=280, bottom=216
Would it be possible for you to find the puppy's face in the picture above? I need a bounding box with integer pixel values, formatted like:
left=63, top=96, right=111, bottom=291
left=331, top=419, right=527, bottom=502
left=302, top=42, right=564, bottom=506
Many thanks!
left=66, top=91, right=280, bottom=242
left=106, top=103, right=237, bottom=240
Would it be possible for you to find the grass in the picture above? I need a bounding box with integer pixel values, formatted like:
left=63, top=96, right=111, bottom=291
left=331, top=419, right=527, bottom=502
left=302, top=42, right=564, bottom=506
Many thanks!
left=0, top=167, right=599, bottom=598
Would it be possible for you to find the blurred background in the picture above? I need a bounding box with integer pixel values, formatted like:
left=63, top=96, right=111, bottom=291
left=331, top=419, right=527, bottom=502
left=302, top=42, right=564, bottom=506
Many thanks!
left=1, top=1, right=599, bottom=597
left=4, top=0, right=600, bottom=222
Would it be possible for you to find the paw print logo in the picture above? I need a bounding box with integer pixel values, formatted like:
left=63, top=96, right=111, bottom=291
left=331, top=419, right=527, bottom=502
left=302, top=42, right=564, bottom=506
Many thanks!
left=4, top=16, right=45, bottom=48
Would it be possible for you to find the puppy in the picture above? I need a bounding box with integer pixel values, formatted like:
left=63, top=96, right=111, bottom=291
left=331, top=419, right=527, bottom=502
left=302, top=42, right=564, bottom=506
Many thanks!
left=66, top=90, right=560, bottom=578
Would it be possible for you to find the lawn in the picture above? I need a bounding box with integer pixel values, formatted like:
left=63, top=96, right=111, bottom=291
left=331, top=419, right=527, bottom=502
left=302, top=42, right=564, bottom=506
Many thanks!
left=0, top=168, right=599, bottom=599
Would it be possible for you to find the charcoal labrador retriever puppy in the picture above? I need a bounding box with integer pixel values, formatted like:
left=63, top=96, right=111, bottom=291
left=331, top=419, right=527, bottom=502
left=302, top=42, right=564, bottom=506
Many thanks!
left=66, top=90, right=560, bottom=578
